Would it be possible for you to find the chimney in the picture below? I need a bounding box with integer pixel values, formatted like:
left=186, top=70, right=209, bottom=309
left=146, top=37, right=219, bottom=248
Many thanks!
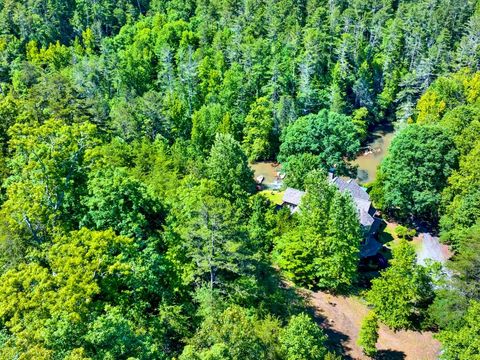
left=328, top=168, right=335, bottom=182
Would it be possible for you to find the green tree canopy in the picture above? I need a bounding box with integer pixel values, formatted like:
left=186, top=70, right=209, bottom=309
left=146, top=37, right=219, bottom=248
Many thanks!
left=0, top=228, right=178, bottom=359
left=440, top=141, right=480, bottom=247
left=279, top=313, right=327, bottom=360
left=282, top=153, right=323, bottom=190
left=206, top=133, right=255, bottom=201
left=366, top=240, right=433, bottom=330
left=275, top=172, right=361, bottom=289
left=81, top=167, right=163, bottom=239
left=373, top=125, right=458, bottom=220
left=243, top=97, right=275, bottom=162
left=357, top=312, right=379, bottom=357
left=166, top=180, right=251, bottom=293
left=278, top=109, right=360, bottom=174
left=437, top=301, right=480, bottom=360
left=180, top=305, right=281, bottom=360
left=191, top=103, right=227, bottom=151
left=0, top=119, right=99, bottom=267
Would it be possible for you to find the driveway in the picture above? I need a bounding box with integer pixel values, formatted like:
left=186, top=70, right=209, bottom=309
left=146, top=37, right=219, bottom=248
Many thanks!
left=416, top=233, right=451, bottom=266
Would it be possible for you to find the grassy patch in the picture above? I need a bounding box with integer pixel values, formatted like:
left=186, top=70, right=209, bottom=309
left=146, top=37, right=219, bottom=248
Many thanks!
left=378, top=223, right=420, bottom=258
left=258, top=190, right=284, bottom=205
left=411, top=238, right=423, bottom=252
left=377, top=224, right=398, bottom=262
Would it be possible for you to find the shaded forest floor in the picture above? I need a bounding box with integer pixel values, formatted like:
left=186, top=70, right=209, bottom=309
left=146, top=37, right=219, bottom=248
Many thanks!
left=307, top=290, right=440, bottom=360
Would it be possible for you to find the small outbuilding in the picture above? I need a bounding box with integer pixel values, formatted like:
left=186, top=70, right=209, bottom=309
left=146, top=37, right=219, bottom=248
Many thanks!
left=282, top=188, right=305, bottom=214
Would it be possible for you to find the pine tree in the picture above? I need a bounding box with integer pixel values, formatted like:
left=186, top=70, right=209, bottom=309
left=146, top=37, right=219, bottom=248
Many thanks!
left=207, top=133, right=255, bottom=201
left=242, top=97, right=275, bottom=162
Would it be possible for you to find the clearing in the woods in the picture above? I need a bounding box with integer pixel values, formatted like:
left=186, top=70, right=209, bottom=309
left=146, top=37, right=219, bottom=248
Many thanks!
left=308, top=290, right=440, bottom=360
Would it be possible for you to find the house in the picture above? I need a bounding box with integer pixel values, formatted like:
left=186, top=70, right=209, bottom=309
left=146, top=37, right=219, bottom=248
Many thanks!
left=282, top=187, right=305, bottom=214
left=281, top=173, right=383, bottom=258
left=329, top=174, right=381, bottom=237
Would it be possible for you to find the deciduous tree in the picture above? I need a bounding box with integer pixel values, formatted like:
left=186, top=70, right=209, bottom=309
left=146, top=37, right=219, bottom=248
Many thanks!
left=367, top=240, right=433, bottom=330
left=358, top=312, right=379, bottom=357
left=373, top=125, right=458, bottom=220
left=279, top=110, right=359, bottom=174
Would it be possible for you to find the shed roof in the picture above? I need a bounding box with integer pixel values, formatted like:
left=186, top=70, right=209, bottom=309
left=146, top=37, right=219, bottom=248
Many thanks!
left=282, top=188, right=305, bottom=206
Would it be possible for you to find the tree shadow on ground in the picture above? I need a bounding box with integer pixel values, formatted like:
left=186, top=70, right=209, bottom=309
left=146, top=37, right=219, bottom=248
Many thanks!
left=375, top=349, right=406, bottom=360
left=305, top=297, right=355, bottom=359
left=366, top=122, right=395, bottom=142
left=322, top=326, right=356, bottom=360
left=409, top=218, right=440, bottom=237
left=377, top=222, right=394, bottom=245
left=382, top=211, right=440, bottom=238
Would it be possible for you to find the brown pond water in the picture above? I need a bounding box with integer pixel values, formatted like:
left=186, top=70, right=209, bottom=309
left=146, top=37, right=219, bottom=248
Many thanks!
left=250, top=162, right=283, bottom=189
left=352, top=125, right=396, bottom=184
left=251, top=125, right=395, bottom=187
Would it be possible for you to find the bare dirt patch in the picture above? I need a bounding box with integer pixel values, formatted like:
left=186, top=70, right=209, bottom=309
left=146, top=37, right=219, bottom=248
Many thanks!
left=308, top=291, right=441, bottom=360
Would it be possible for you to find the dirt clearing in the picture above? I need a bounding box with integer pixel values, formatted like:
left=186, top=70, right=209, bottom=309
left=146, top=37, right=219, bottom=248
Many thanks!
left=308, top=291, right=441, bottom=360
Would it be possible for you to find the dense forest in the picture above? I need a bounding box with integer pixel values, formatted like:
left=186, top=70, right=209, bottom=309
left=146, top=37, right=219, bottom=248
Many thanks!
left=0, top=0, right=479, bottom=359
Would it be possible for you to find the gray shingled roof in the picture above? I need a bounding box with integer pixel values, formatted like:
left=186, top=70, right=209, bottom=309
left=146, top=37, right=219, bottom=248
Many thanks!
left=282, top=188, right=305, bottom=206
left=283, top=177, right=376, bottom=227
left=331, top=176, right=375, bottom=227
left=359, top=209, right=375, bottom=227
left=353, top=197, right=371, bottom=215
left=332, top=177, right=370, bottom=201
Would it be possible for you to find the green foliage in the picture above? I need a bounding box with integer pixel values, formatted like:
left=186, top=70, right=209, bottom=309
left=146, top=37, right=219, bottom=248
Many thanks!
left=357, top=312, right=379, bottom=357
left=404, top=70, right=480, bottom=353
left=166, top=180, right=252, bottom=293
left=180, top=305, right=281, bottom=360
left=81, top=167, right=162, bottom=238
left=206, top=133, right=255, bottom=201
left=248, top=194, right=278, bottom=253
left=27, top=40, right=72, bottom=70
left=279, top=313, right=327, bottom=360
left=366, top=240, right=433, bottom=330
left=437, top=301, right=480, bottom=360
left=394, top=225, right=416, bottom=240
left=0, top=228, right=177, bottom=359
left=181, top=305, right=327, bottom=360
left=275, top=172, right=361, bottom=289
left=192, top=103, right=227, bottom=151
left=407, top=71, right=480, bottom=246
left=0, top=119, right=99, bottom=265
left=441, top=139, right=480, bottom=247
left=0, top=1, right=478, bottom=357
left=279, top=110, right=360, bottom=174
left=275, top=229, right=319, bottom=286
left=243, top=97, right=275, bottom=162
left=282, top=154, right=323, bottom=190
left=430, top=224, right=480, bottom=330
left=450, top=224, right=480, bottom=302
left=352, top=107, right=369, bottom=143
left=373, top=125, right=458, bottom=220
left=110, top=91, right=178, bottom=142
